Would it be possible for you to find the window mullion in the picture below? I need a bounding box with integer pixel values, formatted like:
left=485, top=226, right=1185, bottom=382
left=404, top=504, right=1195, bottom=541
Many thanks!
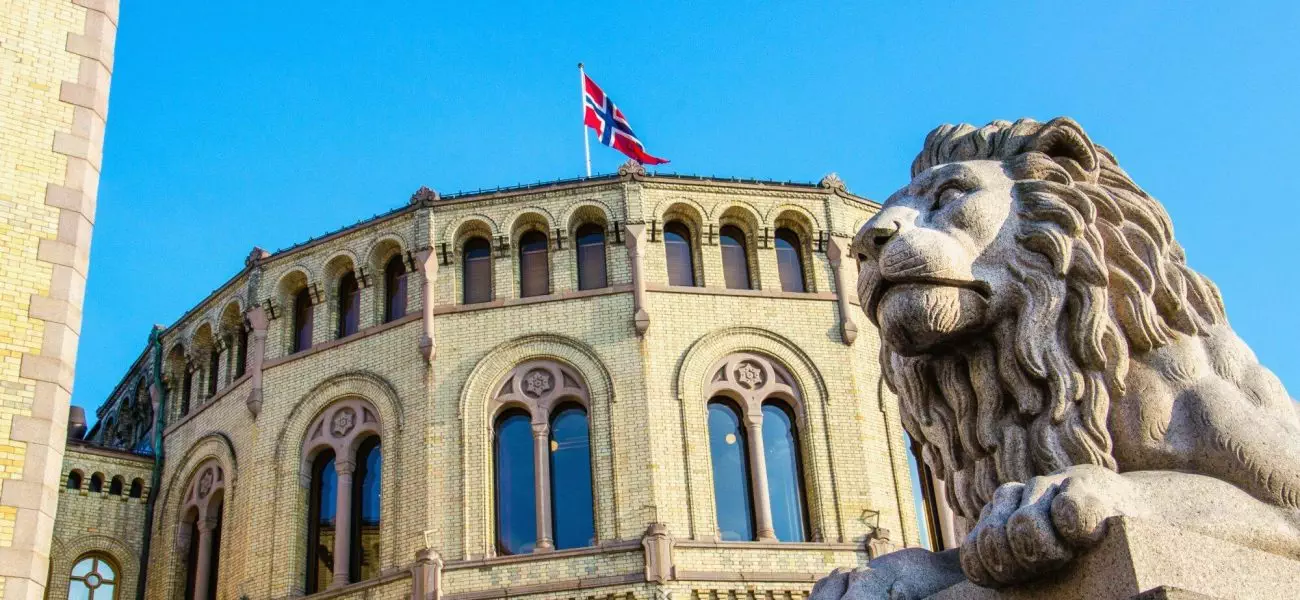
left=530, top=419, right=555, bottom=552
left=743, top=410, right=777, bottom=542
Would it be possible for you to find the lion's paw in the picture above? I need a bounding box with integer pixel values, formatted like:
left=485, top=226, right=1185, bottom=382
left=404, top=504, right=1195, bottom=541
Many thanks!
left=811, top=548, right=964, bottom=600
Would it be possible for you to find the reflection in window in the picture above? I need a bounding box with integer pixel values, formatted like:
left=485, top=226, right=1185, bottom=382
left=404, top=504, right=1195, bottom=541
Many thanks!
left=707, top=399, right=755, bottom=541
left=306, top=451, right=337, bottom=594
left=519, top=230, right=550, bottom=297
left=69, top=554, right=117, bottom=600
left=337, top=272, right=360, bottom=338
left=664, top=221, right=696, bottom=286
left=906, top=433, right=945, bottom=551
left=354, top=438, right=382, bottom=582
left=463, top=237, right=493, bottom=304
left=384, top=256, right=407, bottom=322
left=494, top=410, right=536, bottom=555
left=719, top=225, right=752, bottom=290
left=575, top=224, right=608, bottom=290
left=774, top=228, right=806, bottom=293
left=549, top=404, right=595, bottom=550
left=292, top=288, right=314, bottom=353
left=762, top=402, right=809, bottom=541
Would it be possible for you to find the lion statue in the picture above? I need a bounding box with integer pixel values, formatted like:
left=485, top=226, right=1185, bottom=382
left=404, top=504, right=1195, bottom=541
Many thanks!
left=812, top=117, right=1300, bottom=599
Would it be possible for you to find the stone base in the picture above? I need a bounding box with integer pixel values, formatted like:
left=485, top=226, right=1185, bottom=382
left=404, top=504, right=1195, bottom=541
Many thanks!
left=928, top=516, right=1300, bottom=600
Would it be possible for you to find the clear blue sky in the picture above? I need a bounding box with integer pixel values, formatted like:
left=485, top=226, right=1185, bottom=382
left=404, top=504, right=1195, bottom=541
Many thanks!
left=76, top=2, right=1299, bottom=418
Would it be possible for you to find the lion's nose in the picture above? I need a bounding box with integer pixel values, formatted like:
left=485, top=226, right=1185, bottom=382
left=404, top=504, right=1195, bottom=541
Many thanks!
left=854, top=218, right=902, bottom=260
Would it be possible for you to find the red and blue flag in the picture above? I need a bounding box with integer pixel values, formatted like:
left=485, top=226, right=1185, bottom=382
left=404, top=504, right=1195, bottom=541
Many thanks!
left=582, top=73, right=668, bottom=165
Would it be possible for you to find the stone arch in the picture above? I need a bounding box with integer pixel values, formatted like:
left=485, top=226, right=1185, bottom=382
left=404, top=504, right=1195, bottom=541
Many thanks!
left=276, top=267, right=316, bottom=354
left=322, top=251, right=360, bottom=338
left=650, top=196, right=707, bottom=225
left=763, top=203, right=824, bottom=231
left=561, top=199, right=614, bottom=235
left=47, top=534, right=140, bottom=600
left=769, top=206, right=821, bottom=293
left=675, top=327, right=838, bottom=543
left=509, top=209, right=555, bottom=298
left=154, top=433, right=237, bottom=600
left=716, top=203, right=764, bottom=289
left=366, top=235, right=411, bottom=324
left=268, top=371, right=403, bottom=593
left=505, top=206, right=556, bottom=241
left=440, top=213, right=500, bottom=245
left=458, top=334, right=615, bottom=558
left=656, top=199, right=708, bottom=287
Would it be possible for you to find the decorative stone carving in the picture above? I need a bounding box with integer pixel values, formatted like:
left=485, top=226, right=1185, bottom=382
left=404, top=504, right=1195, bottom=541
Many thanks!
left=734, top=361, right=765, bottom=389
left=331, top=407, right=357, bottom=437
left=197, top=470, right=214, bottom=499
left=522, top=369, right=553, bottom=398
left=816, top=117, right=1300, bottom=599
left=618, top=159, right=647, bottom=178
left=818, top=172, right=846, bottom=192
left=244, top=246, right=270, bottom=269
left=410, top=185, right=439, bottom=206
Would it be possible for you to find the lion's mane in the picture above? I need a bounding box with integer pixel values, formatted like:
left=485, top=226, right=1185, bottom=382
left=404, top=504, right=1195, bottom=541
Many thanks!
left=886, top=118, right=1227, bottom=519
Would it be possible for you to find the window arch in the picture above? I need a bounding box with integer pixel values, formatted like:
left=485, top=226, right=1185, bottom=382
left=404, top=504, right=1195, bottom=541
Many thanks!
left=490, top=360, right=594, bottom=555
left=518, top=230, right=550, bottom=297
left=301, top=399, right=383, bottom=591
left=292, top=288, right=314, bottom=353
left=129, top=478, right=144, bottom=499
left=205, top=349, right=219, bottom=397
left=574, top=223, right=607, bottom=290
left=663, top=221, right=696, bottom=286
left=67, top=470, right=82, bottom=491
left=703, top=353, right=811, bottom=542
left=109, top=475, right=124, bottom=496
left=179, top=460, right=225, bottom=600
left=774, top=228, right=806, bottom=293
left=383, top=255, right=407, bottom=322
left=719, top=225, right=752, bottom=290
left=337, top=271, right=360, bottom=339
left=89, top=472, right=103, bottom=493
left=69, top=554, right=118, bottom=600
left=463, top=237, right=493, bottom=304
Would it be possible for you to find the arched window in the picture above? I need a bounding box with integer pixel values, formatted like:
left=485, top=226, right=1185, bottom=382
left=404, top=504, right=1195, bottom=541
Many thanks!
left=383, top=256, right=407, bottom=322
left=179, top=461, right=225, bottom=600
left=774, top=228, right=806, bottom=293
left=762, top=402, right=809, bottom=541
left=233, top=328, right=247, bottom=378
left=292, top=288, right=314, bottom=353
left=707, top=399, right=755, bottom=541
left=719, top=225, right=752, bottom=290
left=89, top=473, right=103, bottom=493
left=575, top=224, right=607, bottom=290
left=69, top=554, right=118, bottom=600
left=463, top=237, right=493, bottom=304
left=518, top=230, right=550, bottom=297
left=109, top=476, right=124, bottom=496
left=67, top=471, right=82, bottom=490
left=353, top=437, right=382, bottom=583
left=129, top=478, right=144, bottom=499
left=306, top=449, right=337, bottom=594
left=337, top=272, right=360, bottom=338
left=181, top=368, right=194, bottom=415
left=663, top=221, right=696, bottom=286
left=206, top=350, right=219, bottom=397
left=906, top=433, right=946, bottom=551
left=302, top=401, right=383, bottom=591
left=494, top=409, right=536, bottom=555
left=549, top=404, right=595, bottom=549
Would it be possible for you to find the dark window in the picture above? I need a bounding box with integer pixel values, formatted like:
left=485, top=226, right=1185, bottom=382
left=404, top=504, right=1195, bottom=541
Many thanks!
left=575, top=224, right=608, bottom=290
left=384, top=256, right=407, bottom=322
left=720, top=225, right=752, bottom=290
left=293, top=288, right=314, bottom=353
left=353, top=437, right=382, bottom=583
left=206, top=350, right=219, bottom=396
left=762, top=402, right=809, bottom=541
left=234, top=329, right=247, bottom=378
left=184, top=518, right=199, bottom=600
left=550, top=404, right=595, bottom=549
left=707, top=399, right=755, bottom=541
left=907, top=433, right=946, bottom=551
left=306, top=450, right=337, bottom=594
left=129, top=478, right=144, bottom=499
left=337, top=272, right=360, bottom=338
left=494, top=409, right=536, bottom=555
left=664, top=221, right=696, bottom=286
left=181, top=369, right=194, bottom=415
left=88, top=473, right=103, bottom=493
left=109, top=476, right=123, bottom=496
left=69, top=554, right=118, bottom=600
left=775, top=228, right=806, bottom=293
left=463, top=237, right=493, bottom=304
left=67, top=471, right=81, bottom=490
left=519, top=230, right=550, bottom=298
left=206, top=503, right=224, bottom=600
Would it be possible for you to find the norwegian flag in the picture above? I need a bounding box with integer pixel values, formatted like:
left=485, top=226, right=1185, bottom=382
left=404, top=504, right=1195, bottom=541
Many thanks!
left=582, top=73, right=669, bottom=165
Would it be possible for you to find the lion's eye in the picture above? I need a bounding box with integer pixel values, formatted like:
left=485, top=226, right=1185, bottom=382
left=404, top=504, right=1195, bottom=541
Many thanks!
left=932, top=182, right=967, bottom=210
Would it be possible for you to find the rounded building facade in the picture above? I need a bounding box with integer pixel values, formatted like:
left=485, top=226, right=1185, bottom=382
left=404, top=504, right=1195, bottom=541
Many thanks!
left=52, top=165, right=946, bottom=600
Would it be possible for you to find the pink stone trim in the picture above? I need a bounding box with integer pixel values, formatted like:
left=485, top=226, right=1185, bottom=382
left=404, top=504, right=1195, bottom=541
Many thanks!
left=826, top=235, right=858, bottom=345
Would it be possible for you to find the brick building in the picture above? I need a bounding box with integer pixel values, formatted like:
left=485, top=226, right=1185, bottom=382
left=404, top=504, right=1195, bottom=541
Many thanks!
left=53, top=163, right=954, bottom=600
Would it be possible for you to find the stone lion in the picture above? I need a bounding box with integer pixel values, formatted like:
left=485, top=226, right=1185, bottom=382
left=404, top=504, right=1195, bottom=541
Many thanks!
left=814, top=117, right=1300, bottom=599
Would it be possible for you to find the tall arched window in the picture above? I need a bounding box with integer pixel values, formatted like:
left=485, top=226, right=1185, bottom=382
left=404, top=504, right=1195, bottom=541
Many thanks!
left=762, top=402, right=809, bottom=541
left=179, top=461, right=225, bottom=600
left=383, top=256, right=407, bottom=322
left=719, top=225, right=752, bottom=290
left=337, top=272, right=360, bottom=338
left=69, top=554, right=118, bottom=600
left=774, top=228, right=806, bottom=293
left=353, top=437, right=382, bottom=583
left=292, top=288, right=314, bottom=353
left=550, top=404, right=595, bottom=549
left=234, top=328, right=247, bottom=378
left=519, top=230, right=550, bottom=297
left=707, top=399, right=755, bottom=541
left=575, top=224, right=607, bottom=290
left=206, top=350, right=219, bottom=397
left=463, top=237, right=493, bottom=304
left=663, top=221, right=696, bottom=286
left=67, top=471, right=82, bottom=490
left=182, top=368, right=195, bottom=415
left=306, top=450, right=338, bottom=594
left=494, top=409, right=536, bottom=555
left=89, top=473, right=103, bottom=493
left=302, top=400, right=383, bottom=591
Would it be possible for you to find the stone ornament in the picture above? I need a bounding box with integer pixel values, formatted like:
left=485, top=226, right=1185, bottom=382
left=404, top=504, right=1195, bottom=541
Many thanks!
left=814, top=117, right=1300, bottom=599
left=734, top=361, right=766, bottom=390
left=706, top=352, right=799, bottom=412
left=492, top=359, right=588, bottom=420
left=330, top=407, right=357, bottom=437
left=303, top=398, right=380, bottom=462
left=819, top=172, right=846, bottom=192
left=197, top=470, right=214, bottom=499
left=522, top=369, right=553, bottom=398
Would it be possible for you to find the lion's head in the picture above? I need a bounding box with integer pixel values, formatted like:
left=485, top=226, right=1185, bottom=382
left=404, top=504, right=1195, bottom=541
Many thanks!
left=853, top=117, right=1227, bottom=519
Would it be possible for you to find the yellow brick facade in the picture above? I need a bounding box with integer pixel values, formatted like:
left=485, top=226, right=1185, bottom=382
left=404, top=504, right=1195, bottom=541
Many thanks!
left=0, top=1, right=117, bottom=599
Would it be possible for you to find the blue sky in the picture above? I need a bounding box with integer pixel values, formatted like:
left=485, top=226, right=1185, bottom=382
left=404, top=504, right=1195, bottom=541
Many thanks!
left=76, top=2, right=1299, bottom=417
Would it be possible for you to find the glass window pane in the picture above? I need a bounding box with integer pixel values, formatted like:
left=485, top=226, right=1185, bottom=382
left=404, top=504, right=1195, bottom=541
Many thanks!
left=68, top=581, right=91, bottom=600
left=463, top=238, right=493, bottom=304
left=294, top=289, right=314, bottom=352
left=308, top=452, right=337, bottom=592
left=495, top=411, right=536, bottom=555
left=775, top=229, right=806, bottom=293
left=71, top=558, right=94, bottom=577
left=707, top=400, right=755, bottom=541
left=338, top=272, right=360, bottom=338
left=549, top=405, right=595, bottom=550
left=762, top=403, right=809, bottom=542
left=385, top=257, right=407, bottom=321
left=519, top=231, right=550, bottom=297
left=905, top=433, right=945, bottom=551
left=355, top=440, right=382, bottom=582
left=576, top=225, right=607, bottom=290
left=720, top=226, right=751, bottom=290
left=664, top=222, right=695, bottom=286
left=96, top=558, right=114, bottom=580
left=96, top=583, right=113, bottom=600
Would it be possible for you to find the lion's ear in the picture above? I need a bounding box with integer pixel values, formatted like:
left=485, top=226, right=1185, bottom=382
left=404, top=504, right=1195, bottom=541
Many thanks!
left=1026, top=117, right=1099, bottom=179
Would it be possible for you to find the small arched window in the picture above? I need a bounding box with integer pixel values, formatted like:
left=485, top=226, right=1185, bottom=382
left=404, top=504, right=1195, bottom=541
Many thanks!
left=664, top=221, right=696, bottom=286
left=234, top=328, right=247, bottom=378
left=69, top=554, right=118, bottom=600
left=206, top=350, right=219, bottom=397
left=383, top=256, right=407, bottom=322
left=129, top=478, right=144, bottom=499
left=109, top=476, right=124, bottom=496
left=305, top=450, right=338, bottom=594
left=494, top=409, right=536, bottom=555
left=463, top=237, right=493, bottom=304
left=519, top=230, right=550, bottom=298
left=292, top=288, right=314, bottom=353
left=762, top=402, right=809, bottom=541
left=719, top=225, right=752, bottom=290
left=337, top=272, right=360, bottom=339
left=575, top=224, right=608, bottom=290
left=181, top=368, right=194, bottom=415
left=67, top=471, right=82, bottom=490
left=550, top=404, right=595, bottom=549
left=88, top=473, right=104, bottom=493
left=707, top=399, right=755, bottom=541
left=774, top=228, right=806, bottom=293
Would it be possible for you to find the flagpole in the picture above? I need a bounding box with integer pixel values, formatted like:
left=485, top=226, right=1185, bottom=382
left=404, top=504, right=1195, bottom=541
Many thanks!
left=579, top=62, right=592, bottom=178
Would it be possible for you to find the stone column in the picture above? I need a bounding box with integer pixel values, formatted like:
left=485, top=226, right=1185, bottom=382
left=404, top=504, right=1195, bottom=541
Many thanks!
left=826, top=235, right=858, bottom=345
left=624, top=223, right=650, bottom=335
left=410, top=548, right=444, bottom=600
left=415, top=249, right=436, bottom=362
left=244, top=306, right=268, bottom=417
left=743, top=413, right=777, bottom=541
left=531, top=421, right=554, bottom=551
left=332, top=459, right=356, bottom=587
left=193, top=516, right=219, bottom=600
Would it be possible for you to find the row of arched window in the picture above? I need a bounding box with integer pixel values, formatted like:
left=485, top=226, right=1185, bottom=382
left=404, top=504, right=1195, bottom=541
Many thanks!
left=666, top=222, right=808, bottom=293
left=65, top=470, right=146, bottom=498
left=289, top=254, right=409, bottom=354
